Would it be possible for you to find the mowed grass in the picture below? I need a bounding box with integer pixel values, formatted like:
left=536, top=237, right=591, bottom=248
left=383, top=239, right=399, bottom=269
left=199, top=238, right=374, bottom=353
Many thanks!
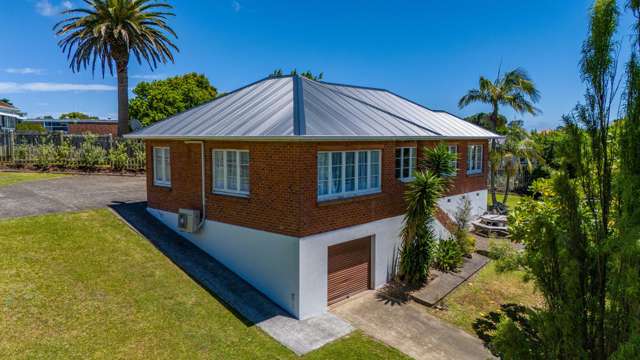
left=0, top=209, right=408, bottom=360
left=487, top=192, right=523, bottom=210
left=0, top=171, right=67, bottom=187
left=424, top=262, right=544, bottom=334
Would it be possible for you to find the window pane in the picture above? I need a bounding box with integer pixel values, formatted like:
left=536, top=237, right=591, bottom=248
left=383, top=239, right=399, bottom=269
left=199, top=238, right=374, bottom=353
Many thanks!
left=214, top=151, right=225, bottom=189
left=226, top=151, right=237, bottom=190
left=395, top=148, right=401, bottom=178
left=318, top=153, right=329, bottom=196
left=154, top=149, right=162, bottom=182
left=345, top=152, right=355, bottom=192
left=402, top=148, right=410, bottom=178
left=409, top=148, right=416, bottom=176
left=370, top=151, right=380, bottom=188
left=331, top=152, right=342, bottom=193
left=240, top=152, right=250, bottom=192
left=358, top=151, right=368, bottom=190
left=467, top=146, right=473, bottom=170
left=163, top=149, right=170, bottom=183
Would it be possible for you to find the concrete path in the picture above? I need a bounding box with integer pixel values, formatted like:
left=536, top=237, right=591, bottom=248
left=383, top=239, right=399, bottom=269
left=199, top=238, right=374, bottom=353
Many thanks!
left=111, top=202, right=353, bottom=356
left=0, top=174, right=146, bottom=219
left=411, top=253, right=490, bottom=306
left=333, top=291, right=494, bottom=360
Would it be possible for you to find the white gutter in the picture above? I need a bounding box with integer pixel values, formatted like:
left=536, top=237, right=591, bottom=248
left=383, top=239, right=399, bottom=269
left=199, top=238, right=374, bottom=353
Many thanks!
left=184, top=141, right=206, bottom=231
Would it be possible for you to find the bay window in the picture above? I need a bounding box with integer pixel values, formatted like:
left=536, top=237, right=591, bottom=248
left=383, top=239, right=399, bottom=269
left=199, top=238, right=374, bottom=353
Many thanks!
left=213, top=150, right=250, bottom=195
left=318, top=150, right=381, bottom=200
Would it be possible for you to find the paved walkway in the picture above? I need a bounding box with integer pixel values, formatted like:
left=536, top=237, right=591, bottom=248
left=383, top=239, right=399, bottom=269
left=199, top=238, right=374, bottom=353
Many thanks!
left=0, top=174, right=146, bottom=219
left=333, top=291, right=494, bottom=360
left=411, top=253, right=490, bottom=306
left=111, top=202, right=353, bottom=355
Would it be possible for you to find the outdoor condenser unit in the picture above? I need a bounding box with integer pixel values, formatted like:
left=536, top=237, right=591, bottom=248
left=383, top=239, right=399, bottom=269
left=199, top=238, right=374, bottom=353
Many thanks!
left=177, top=208, right=200, bottom=233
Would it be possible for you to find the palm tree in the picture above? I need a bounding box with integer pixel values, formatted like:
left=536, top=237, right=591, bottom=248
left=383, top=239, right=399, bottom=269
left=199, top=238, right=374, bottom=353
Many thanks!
left=399, top=144, right=456, bottom=285
left=498, top=122, right=542, bottom=205
left=54, top=0, right=178, bottom=136
left=458, top=67, right=541, bottom=208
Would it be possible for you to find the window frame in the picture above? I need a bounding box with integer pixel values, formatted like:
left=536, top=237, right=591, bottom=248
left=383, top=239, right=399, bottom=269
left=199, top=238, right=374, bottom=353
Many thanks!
left=466, top=144, right=483, bottom=175
left=153, top=146, right=171, bottom=187
left=317, top=149, right=382, bottom=201
left=395, top=146, right=417, bottom=182
left=212, top=149, right=250, bottom=197
left=447, top=144, right=459, bottom=176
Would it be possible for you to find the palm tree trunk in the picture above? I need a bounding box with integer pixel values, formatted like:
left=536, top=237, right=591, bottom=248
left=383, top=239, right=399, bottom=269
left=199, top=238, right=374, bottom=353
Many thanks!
left=489, top=104, right=499, bottom=209
left=503, top=172, right=511, bottom=204
left=116, top=59, right=129, bottom=137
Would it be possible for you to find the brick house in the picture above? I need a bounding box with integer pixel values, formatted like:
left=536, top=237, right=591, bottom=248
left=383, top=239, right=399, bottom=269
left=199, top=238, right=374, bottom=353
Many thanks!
left=21, top=119, right=118, bottom=135
left=126, top=75, right=499, bottom=319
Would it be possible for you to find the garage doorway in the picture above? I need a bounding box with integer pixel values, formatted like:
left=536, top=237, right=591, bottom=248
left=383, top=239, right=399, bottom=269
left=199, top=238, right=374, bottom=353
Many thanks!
left=327, top=237, right=372, bottom=305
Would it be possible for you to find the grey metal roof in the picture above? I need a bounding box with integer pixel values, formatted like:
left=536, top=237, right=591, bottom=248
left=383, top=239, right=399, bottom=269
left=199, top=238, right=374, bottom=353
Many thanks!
left=126, top=75, right=500, bottom=140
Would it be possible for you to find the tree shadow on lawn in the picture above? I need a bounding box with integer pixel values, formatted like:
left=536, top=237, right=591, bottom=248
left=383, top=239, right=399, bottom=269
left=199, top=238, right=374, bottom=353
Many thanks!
left=109, top=201, right=292, bottom=327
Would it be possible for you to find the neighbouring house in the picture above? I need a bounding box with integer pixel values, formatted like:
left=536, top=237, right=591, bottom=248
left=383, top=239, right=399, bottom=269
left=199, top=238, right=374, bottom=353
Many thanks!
left=126, top=75, right=500, bottom=319
left=0, top=101, right=24, bottom=131
left=21, top=118, right=118, bottom=135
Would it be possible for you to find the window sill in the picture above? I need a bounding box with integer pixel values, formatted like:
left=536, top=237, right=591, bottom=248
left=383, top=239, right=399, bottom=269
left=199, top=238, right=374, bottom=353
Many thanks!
left=153, top=182, right=171, bottom=189
left=466, top=171, right=483, bottom=177
left=317, top=191, right=384, bottom=207
left=398, top=177, right=415, bottom=183
left=211, top=190, right=250, bottom=199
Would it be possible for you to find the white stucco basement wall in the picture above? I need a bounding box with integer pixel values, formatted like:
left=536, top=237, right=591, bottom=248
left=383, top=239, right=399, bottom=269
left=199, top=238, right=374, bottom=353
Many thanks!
left=438, top=189, right=488, bottom=221
left=147, top=208, right=301, bottom=317
left=297, top=215, right=404, bottom=319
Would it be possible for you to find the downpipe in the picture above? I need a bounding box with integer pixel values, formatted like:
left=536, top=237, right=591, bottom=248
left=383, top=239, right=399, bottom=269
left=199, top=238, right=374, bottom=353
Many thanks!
left=185, top=141, right=206, bottom=231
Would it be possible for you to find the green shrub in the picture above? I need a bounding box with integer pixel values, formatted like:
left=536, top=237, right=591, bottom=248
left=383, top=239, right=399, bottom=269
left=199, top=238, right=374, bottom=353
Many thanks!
left=16, top=122, right=46, bottom=133
left=108, top=142, right=129, bottom=171
left=79, top=135, right=106, bottom=169
left=35, top=143, right=56, bottom=169
left=488, top=240, right=521, bottom=272
left=399, top=226, right=436, bottom=286
left=433, top=237, right=464, bottom=272
left=453, top=198, right=475, bottom=256
left=55, top=138, right=75, bottom=168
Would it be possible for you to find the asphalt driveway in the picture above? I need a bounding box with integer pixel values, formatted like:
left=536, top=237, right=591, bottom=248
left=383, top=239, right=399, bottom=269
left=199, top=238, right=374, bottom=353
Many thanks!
left=0, top=174, right=146, bottom=219
left=332, top=291, right=494, bottom=360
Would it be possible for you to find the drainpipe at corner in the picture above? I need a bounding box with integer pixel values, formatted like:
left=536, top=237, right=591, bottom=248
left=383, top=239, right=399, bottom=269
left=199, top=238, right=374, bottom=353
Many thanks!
left=185, top=141, right=206, bottom=231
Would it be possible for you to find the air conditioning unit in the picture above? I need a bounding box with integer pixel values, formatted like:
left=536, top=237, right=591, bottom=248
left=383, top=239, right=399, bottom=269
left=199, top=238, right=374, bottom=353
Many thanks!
left=178, top=208, right=200, bottom=233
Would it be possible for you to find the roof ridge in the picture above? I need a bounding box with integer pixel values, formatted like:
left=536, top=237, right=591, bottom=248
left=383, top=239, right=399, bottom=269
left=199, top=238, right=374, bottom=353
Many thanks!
left=304, top=78, right=442, bottom=136
left=292, top=75, right=306, bottom=136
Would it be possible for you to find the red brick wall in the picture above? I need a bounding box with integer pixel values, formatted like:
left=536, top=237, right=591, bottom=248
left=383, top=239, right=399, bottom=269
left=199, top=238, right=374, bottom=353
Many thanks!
left=67, top=123, right=118, bottom=135
left=145, top=139, right=489, bottom=237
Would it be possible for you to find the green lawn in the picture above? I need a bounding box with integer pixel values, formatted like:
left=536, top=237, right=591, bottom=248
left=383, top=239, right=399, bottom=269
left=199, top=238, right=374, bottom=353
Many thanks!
left=424, top=262, right=543, bottom=334
left=488, top=192, right=523, bottom=210
left=0, top=171, right=67, bottom=187
left=0, top=209, right=408, bottom=360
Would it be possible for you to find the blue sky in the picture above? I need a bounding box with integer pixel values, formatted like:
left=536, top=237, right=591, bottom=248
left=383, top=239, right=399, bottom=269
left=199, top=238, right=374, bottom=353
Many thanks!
left=0, top=0, right=635, bottom=129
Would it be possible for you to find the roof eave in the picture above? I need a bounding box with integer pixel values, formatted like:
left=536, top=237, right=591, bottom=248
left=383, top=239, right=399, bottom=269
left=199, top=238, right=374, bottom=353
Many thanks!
left=123, top=134, right=502, bottom=141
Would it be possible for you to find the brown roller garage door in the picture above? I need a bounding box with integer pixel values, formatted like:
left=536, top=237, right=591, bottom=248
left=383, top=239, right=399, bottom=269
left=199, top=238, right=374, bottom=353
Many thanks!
left=327, top=237, right=371, bottom=305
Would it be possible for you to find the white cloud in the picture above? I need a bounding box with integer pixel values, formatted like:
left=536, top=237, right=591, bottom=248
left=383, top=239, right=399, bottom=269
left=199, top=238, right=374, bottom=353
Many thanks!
left=131, top=74, right=166, bottom=80
left=35, top=0, right=72, bottom=17
left=4, top=67, right=45, bottom=75
left=0, top=82, right=116, bottom=93
left=232, top=0, right=241, bottom=12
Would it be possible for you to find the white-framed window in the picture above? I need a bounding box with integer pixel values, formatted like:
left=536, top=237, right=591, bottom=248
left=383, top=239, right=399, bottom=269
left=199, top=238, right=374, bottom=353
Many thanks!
left=467, top=144, right=483, bottom=174
left=318, top=150, right=381, bottom=200
left=153, top=147, right=171, bottom=187
left=395, top=147, right=416, bottom=181
left=213, top=149, right=250, bottom=196
left=448, top=144, right=459, bottom=175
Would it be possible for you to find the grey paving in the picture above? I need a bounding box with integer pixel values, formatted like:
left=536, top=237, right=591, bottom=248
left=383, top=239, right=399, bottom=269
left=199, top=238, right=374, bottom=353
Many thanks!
left=0, top=174, right=146, bottom=219
left=110, top=202, right=352, bottom=356
left=333, top=291, right=494, bottom=360
left=411, top=253, right=490, bottom=306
